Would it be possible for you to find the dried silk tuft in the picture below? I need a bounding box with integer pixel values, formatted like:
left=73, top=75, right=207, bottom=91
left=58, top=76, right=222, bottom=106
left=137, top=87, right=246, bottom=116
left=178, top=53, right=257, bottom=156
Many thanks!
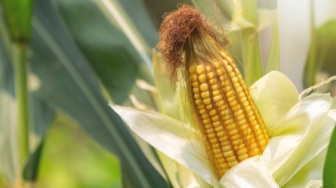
left=157, top=5, right=228, bottom=84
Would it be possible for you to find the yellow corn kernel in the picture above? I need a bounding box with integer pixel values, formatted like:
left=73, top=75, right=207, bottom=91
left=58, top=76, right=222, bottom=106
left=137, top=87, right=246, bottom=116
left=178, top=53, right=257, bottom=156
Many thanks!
left=188, top=57, right=269, bottom=178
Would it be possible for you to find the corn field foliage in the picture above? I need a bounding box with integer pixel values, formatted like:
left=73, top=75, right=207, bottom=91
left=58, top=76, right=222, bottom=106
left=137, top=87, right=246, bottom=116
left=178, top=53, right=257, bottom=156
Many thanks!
left=0, top=0, right=336, bottom=187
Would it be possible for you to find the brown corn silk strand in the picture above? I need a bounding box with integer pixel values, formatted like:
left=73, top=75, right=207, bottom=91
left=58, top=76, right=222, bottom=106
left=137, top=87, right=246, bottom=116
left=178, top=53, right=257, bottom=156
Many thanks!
left=158, top=5, right=269, bottom=178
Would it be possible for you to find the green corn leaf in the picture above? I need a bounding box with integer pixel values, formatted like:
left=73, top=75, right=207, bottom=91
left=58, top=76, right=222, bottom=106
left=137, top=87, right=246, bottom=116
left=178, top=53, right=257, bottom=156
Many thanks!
left=23, top=138, right=44, bottom=181
left=115, top=0, right=158, bottom=48
left=23, top=97, right=55, bottom=182
left=323, top=107, right=336, bottom=187
left=304, top=20, right=336, bottom=95
left=323, top=123, right=336, bottom=188
left=28, top=0, right=168, bottom=187
left=55, top=0, right=157, bottom=107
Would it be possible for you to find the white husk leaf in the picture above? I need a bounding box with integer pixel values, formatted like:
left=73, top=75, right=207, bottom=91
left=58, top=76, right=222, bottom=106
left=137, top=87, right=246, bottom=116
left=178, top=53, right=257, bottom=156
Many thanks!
left=111, top=71, right=336, bottom=187
left=111, top=105, right=219, bottom=187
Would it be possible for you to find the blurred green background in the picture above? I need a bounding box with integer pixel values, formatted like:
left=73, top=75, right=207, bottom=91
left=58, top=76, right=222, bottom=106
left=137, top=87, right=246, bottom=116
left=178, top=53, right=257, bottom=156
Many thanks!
left=37, top=114, right=121, bottom=188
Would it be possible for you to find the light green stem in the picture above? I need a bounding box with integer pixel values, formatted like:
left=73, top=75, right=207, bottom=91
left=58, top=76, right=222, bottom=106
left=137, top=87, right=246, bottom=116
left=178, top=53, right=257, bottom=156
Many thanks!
left=304, top=0, right=317, bottom=88
left=241, top=29, right=263, bottom=86
left=13, top=42, right=29, bottom=168
left=241, top=0, right=263, bottom=86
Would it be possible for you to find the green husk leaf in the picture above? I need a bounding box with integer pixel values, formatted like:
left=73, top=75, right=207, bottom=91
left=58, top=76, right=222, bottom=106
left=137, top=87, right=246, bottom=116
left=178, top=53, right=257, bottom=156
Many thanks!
left=269, top=94, right=334, bottom=186
left=250, top=71, right=298, bottom=130
left=221, top=93, right=335, bottom=187
left=240, top=28, right=263, bottom=86
left=152, top=50, right=181, bottom=119
left=192, top=0, right=235, bottom=21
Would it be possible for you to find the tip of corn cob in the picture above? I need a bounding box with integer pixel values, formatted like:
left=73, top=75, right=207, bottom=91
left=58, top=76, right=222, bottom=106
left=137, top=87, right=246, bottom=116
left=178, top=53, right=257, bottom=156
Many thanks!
left=157, top=5, right=229, bottom=84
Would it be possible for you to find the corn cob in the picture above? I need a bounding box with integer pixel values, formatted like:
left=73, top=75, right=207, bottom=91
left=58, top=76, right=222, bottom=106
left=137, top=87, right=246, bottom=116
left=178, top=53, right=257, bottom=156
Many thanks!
left=158, top=5, right=270, bottom=178
left=187, top=49, right=269, bottom=177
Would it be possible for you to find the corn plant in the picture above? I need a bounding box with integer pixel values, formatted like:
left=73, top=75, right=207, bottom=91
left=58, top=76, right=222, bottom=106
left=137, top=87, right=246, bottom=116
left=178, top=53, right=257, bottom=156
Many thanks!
left=0, top=0, right=336, bottom=187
